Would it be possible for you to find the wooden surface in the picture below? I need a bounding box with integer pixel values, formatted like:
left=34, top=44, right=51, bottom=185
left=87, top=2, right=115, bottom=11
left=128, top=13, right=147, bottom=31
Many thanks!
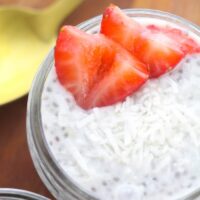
left=132, top=0, right=200, bottom=26
left=0, top=0, right=200, bottom=199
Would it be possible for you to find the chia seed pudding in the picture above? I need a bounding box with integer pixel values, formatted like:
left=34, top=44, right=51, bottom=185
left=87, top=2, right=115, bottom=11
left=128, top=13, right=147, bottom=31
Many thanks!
left=41, top=18, right=200, bottom=200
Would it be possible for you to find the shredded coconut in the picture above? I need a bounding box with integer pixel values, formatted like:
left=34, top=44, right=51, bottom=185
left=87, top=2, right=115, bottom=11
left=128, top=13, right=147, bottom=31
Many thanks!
left=42, top=53, right=200, bottom=200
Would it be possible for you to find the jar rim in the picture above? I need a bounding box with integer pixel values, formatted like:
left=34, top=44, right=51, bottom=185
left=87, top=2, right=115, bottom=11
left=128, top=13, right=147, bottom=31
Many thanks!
left=27, top=8, right=200, bottom=200
left=0, top=188, right=49, bottom=200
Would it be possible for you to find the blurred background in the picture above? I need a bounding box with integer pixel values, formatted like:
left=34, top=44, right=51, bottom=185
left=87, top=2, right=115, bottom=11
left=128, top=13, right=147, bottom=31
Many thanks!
left=0, top=0, right=200, bottom=199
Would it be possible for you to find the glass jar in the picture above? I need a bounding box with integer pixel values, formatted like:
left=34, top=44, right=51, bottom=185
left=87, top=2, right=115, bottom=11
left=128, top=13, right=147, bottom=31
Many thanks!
left=27, top=9, right=200, bottom=200
left=0, top=188, right=49, bottom=200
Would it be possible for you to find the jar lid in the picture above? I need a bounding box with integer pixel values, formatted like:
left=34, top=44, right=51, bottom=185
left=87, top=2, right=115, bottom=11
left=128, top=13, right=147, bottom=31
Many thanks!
left=0, top=188, right=50, bottom=200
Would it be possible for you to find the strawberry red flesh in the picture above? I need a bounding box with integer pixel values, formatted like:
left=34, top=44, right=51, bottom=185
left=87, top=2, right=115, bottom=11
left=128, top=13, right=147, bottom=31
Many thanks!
left=101, top=4, right=142, bottom=52
left=55, top=26, right=148, bottom=109
left=85, top=47, right=148, bottom=109
left=134, top=25, right=200, bottom=77
left=55, top=26, right=101, bottom=106
left=101, top=5, right=200, bottom=78
left=134, top=26, right=184, bottom=78
left=147, top=25, right=200, bottom=54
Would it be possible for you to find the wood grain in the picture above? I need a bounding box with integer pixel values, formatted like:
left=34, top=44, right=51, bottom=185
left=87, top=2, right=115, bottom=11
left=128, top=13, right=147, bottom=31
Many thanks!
left=132, top=0, right=200, bottom=25
left=64, top=0, right=132, bottom=25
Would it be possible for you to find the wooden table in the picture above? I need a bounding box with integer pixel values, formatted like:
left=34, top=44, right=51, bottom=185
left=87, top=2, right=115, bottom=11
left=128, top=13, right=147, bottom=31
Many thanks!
left=0, top=0, right=200, bottom=199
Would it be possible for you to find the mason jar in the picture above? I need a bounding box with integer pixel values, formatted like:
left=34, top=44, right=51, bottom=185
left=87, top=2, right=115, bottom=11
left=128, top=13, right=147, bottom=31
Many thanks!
left=0, top=188, right=49, bottom=200
left=27, top=9, right=200, bottom=200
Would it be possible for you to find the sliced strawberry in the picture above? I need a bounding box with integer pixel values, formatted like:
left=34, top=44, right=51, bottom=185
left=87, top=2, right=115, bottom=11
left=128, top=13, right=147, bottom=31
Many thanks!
left=85, top=46, right=149, bottom=109
left=55, top=26, right=148, bottom=109
left=101, top=4, right=142, bottom=52
left=101, top=5, right=200, bottom=78
left=134, top=25, right=200, bottom=77
left=55, top=26, right=101, bottom=106
left=133, top=26, right=184, bottom=77
left=147, top=25, right=200, bottom=54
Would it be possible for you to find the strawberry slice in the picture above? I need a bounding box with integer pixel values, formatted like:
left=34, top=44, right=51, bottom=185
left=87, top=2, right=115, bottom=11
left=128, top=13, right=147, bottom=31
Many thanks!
left=85, top=47, right=148, bottom=109
left=55, top=26, right=101, bottom=106
left=133, top=26, right=184, bottom=78
left=55, top=26, right=148, bottom=109
left=134, top=25, right=200, bottom=77
left=101, top=4, right=142, bottom=52
left=101, top=5, right=200, bottom=78
left=147, top=25, right=200, bottom=54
